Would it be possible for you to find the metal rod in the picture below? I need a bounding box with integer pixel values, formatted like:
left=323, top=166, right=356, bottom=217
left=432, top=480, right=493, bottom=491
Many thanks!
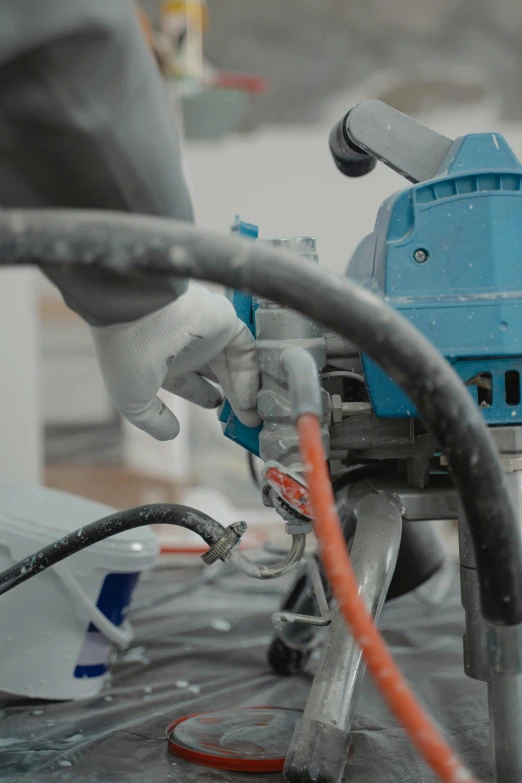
left=302, top=488, right=402, bottom=729
left=308, top=556, right=330, bottom=618
left=284, top=486, right=402, bottom=783
left=228, top=534, right=306, bottom=579
left=0, top=208, right=519, bottom=625
left=272, top=610, right=332, bottom=631
left=486, top=462, right=522, bottom=781
left=488, top=671, right=522, bottom=782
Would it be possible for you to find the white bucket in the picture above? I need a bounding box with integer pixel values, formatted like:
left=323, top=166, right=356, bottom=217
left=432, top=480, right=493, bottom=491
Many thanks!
left=0, top=482, right=158, bottom=701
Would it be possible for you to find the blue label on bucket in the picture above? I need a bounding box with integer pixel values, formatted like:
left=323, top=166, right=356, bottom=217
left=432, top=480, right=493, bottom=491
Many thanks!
left=74, top=572, right=139, bottom=679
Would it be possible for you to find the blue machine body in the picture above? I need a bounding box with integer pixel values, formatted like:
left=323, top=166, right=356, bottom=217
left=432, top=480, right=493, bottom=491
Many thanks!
left=349, top=132, right=522, bottom=424
left=219, top=217, right=262, bottom=455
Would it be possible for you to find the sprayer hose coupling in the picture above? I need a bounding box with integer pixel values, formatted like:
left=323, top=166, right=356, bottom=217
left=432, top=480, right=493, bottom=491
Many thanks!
left=201, top=521, right=248, bottom=565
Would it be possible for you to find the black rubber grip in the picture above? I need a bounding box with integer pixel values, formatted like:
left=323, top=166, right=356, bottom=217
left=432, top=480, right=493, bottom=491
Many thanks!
left=329, top=112, right=376, bottom=178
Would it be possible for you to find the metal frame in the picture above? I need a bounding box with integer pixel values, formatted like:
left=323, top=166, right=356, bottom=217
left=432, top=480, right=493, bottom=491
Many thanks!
left=283, top=485, right=402, bottom=783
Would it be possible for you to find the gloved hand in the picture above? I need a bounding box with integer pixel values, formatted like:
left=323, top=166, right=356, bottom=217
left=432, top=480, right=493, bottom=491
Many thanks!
left=90, top=283, right=260, bottom=440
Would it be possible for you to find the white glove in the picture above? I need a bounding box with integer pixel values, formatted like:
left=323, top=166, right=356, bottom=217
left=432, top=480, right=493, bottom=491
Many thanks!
left=90, top=283, right=260, bottom=440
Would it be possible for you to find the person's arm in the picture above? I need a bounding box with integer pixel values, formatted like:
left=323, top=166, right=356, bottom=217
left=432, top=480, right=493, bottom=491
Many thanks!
left=0, top=1, right=260, bottom=439
left=0, top=0, right=193, bottom=324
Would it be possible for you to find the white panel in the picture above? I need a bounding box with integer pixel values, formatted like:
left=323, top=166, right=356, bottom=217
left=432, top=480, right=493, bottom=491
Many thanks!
left=0, top=269, right=42, bottom=484
left=122, top=390, right=191, bottom=483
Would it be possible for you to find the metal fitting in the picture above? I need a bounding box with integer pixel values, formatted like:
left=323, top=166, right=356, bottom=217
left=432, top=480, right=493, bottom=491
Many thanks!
left=285, top=519, right=313, bottom=536
left=271, top=494, right=313, bottom=535
left=201, top=521, right=247, bottom=566
left=329, top=396, right=372, bottom=427
left=229, top=534, right=306, bottom=579
left=485, top=621, right=522, bottom=674
left=460, top=565, right=490, bottom=682
left=331, top=394, right=343, bottom=424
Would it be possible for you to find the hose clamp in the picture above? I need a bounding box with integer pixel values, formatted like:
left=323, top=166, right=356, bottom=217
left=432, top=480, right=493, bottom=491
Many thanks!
left=201, top=521, right=247, bottom=566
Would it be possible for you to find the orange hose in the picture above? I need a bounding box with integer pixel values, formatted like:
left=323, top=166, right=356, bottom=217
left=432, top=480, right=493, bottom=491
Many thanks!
left=296, top=412, right=478, bottom=783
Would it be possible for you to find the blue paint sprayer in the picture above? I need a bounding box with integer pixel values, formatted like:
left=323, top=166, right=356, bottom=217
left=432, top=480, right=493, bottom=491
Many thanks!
left=218, top=101, right=522, bottom=782
left=2, top=101, right=522, bottom=781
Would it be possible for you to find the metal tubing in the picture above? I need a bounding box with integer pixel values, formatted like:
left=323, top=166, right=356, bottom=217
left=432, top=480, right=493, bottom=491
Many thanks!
left=304, top=489, right=401, bottom=728
left=307, top=555, right=330, bottom=618
left=272, top=611, right=332, bottom=630
left=228, top=534, right=306, bottom=579
left=487, top=465, right=522, bottom=781
left=458, top=441, right=522, bottom=781
left=284, top=487, right=402, bottom=783
left=488, top=671, right=522, bottom=782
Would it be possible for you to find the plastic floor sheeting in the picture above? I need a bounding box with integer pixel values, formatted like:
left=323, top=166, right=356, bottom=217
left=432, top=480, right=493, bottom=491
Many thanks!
left=0, top=561, right=492, bottom=783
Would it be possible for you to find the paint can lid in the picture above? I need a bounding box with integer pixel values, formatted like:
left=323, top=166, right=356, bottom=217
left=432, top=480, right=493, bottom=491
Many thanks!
left=166, top=706, right=302, bottom=772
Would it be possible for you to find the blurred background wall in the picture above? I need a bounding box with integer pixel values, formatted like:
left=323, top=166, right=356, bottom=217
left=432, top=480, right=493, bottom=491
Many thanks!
left=143, top=0, right=522, bottom=126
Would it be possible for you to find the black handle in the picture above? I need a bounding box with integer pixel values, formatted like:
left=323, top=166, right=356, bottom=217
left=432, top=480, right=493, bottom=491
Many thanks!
left=329, top=100, right=454, bottom=183
left=329, top=111, right=376, bottom=178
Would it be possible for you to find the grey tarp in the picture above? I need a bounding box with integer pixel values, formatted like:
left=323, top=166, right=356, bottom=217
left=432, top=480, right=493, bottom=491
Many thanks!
left=0, top=562, right=491, bottom=782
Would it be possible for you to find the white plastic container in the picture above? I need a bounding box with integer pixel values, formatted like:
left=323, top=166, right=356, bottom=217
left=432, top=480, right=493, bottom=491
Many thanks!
left=0, top=483, right=158, bottom=701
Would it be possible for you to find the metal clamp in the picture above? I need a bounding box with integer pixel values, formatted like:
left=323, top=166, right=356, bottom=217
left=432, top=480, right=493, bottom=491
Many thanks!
left=201, top=521, right=247, bottom=566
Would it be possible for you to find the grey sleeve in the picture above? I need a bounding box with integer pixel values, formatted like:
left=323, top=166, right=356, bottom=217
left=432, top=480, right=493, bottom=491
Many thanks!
left=0, top=0, right=194, bottom=325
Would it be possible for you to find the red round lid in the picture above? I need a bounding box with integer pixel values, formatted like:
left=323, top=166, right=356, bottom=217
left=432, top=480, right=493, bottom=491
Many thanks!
left=166, top=706, right=302, bottom=772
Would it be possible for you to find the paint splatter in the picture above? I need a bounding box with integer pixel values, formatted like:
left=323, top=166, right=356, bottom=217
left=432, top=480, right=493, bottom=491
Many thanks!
left=210, top=619, right=232, bottom=632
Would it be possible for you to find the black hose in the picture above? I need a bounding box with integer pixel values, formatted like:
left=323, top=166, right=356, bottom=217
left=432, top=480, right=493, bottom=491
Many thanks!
left=0, top=209, right=519, bottom=625
left=0, top=504, right=224, bottom=597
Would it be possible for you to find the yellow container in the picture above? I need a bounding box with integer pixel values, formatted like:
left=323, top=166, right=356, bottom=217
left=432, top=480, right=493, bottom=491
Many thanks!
left=161, top=0, right=207, bottom=79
